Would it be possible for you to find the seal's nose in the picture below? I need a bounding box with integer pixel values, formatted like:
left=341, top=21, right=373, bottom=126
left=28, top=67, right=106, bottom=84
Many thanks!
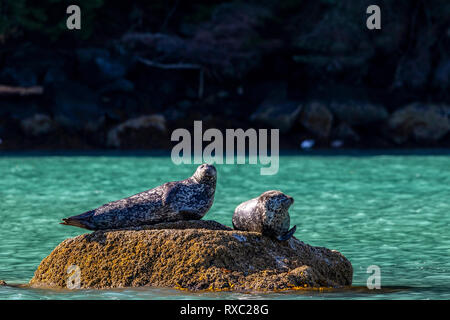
left=282, top=195, right=294, bottom=206
left=202, top=164, right=217, bottom=176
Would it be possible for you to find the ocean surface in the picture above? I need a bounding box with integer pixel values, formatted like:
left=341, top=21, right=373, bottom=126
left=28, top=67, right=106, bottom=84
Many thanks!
left=0, top=151, right=449, bottom=300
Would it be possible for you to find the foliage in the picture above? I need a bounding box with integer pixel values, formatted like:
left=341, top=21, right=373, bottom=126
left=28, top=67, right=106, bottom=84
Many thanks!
left=0, top=0, right=103, bottom=41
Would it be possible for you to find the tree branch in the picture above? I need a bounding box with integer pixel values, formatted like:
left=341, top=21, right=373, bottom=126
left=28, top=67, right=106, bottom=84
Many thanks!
left=0, top=85, right=44, bottom=96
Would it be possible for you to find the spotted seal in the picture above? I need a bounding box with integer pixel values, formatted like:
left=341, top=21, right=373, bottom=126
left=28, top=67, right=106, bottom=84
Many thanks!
left=232, top=190, right=296, bottom=241
left=61, top=164, right=216, bottom=230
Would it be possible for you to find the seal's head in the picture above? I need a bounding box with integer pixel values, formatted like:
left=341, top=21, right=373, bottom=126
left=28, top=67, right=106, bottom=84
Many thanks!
left=260, top=190, right=294, bottom=213
left=192, top=164, right=217, bottom=186
left=258, top=190, right=296, bottom=241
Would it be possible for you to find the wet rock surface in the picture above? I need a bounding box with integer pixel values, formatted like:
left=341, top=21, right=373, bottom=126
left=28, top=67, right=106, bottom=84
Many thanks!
left=106, top=114, right=168, bottom=148
left=299, top=101, right=334, bottom=139
left=29, top=220, right=352, bottom=292
left=250, top=99, right=302, bottom=133
left=387, top=103, right=450, bottom=144
left=328, top=101, right=389, bottom=126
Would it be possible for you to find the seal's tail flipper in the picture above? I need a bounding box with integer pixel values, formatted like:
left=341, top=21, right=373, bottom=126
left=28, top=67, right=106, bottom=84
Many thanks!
left=60, top=211, right=95, bottom=230
left=277, top=225, right=297, bottom=241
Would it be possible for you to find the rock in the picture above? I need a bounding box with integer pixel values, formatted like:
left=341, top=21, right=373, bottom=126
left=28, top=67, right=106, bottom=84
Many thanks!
left=29, top=220, right=352, bottom=291
left=20, top=114, right=56, bottom=136
left=332, top=122, right=360, bottom=142
left=329, top=101, right=388, bottom=126
left=106, top=114, right=167, bottom=148
left=0, top=280, right=7, bottom=286
left=99, top=92, right=140, bottom=121
left=387, top=103, right=450, bottom=144
left=299, top=102, right=333, bottom=139
left=250, top=100, right=302, bottom=133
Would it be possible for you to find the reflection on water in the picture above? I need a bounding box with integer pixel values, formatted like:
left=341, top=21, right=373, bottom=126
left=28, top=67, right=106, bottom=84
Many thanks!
left=2, top=283, right=443, bottom=300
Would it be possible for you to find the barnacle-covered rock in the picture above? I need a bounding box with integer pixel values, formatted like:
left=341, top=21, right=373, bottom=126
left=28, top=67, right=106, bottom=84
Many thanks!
left=30, top=220, right=352, bottom=291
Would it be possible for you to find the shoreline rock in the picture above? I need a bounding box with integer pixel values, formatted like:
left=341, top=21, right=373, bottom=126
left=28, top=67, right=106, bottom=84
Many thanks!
left=299, top=101, right=334, bottom=139
left=29, top=220, right=352, bottom=292
left=106, top=114, right=168, bottom=149
left=387, top=103, right=450, bottom=144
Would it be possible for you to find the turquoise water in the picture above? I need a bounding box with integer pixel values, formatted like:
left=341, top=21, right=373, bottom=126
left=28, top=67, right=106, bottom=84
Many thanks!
left=1, top=151, right=449, bottom=300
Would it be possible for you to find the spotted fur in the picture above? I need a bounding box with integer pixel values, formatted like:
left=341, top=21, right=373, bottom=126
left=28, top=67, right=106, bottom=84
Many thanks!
left=232, top=190, right=296, bottom=241
left=61, top=164, right=216, bottom=230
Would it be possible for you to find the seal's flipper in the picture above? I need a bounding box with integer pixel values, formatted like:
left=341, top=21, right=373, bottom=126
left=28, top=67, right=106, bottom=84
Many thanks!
left=61, top=218, right=89, bottom=229
left=60, top=210, right=95, bottom=230
left=277, top=225, right=297, bottom=241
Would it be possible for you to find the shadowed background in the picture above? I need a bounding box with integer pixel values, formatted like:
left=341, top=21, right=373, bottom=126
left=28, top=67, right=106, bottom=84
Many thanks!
left=0, top=0, right=449, bottom=150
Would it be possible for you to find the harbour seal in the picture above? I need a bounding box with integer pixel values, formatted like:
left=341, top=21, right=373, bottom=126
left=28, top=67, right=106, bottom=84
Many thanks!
left=232, top=190, right=296, bottom=241
left=61, top=164, right=216, bottom=230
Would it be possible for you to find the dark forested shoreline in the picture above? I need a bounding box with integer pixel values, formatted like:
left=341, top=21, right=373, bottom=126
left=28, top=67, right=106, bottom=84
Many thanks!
left=0, top=0, right=449, bottom=150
